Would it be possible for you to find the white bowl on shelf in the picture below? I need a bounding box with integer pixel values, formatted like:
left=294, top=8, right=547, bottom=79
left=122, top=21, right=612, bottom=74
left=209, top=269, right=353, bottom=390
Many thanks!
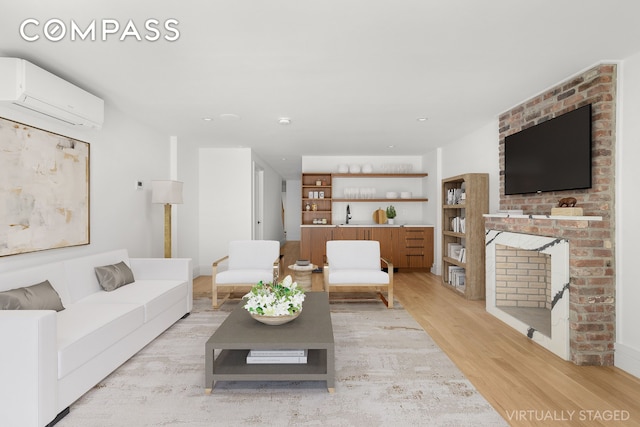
left=337, top=164, right=349, bottom=173
left=386, top=191, right=399, bottom=199
left=349, top=164, right=361, bottom=173
left=400, top=191, right=412, bottom=199
left=361, top=164, right=373, bottom=173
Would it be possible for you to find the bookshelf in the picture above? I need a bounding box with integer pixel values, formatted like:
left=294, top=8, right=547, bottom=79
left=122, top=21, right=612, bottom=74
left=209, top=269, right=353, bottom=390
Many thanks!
left=441, top=173, right=489, bottom=300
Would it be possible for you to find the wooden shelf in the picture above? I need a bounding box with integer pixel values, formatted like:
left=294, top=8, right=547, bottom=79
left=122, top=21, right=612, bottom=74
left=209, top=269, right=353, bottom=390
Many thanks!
left=332, top=173, right=428, bottom=178
left=333, top=198, right=428, bottom=202
left=441, top=173, right=488, bottom=300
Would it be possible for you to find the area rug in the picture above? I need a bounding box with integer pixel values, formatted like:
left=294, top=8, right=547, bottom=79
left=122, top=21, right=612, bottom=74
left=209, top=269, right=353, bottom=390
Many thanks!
left=57, top=298, right=507, bottom=427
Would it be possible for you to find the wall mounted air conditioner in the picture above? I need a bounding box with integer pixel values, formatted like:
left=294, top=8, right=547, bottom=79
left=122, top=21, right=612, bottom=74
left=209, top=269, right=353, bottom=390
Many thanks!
left=0, top=58, right=104, bottom=130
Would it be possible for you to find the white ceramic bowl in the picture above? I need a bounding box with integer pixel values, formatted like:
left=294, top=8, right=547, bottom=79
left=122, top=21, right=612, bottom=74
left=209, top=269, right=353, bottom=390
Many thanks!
left=400, top=191, right=412, bottom=199
left=386, top=191, right=398, bottom=199
left=337, top=164, right=349, bottom=173
left=361, top=164, right=373, bottom=173
left=349, top=164, right=361, bottom=173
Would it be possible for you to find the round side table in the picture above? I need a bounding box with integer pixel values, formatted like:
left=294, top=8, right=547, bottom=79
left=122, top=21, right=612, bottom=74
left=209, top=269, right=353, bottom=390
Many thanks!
left=288, top=263, right=317, bottom=291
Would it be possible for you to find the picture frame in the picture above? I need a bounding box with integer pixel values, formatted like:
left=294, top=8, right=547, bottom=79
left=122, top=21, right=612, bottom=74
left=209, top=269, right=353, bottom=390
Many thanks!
left=0, top=117, right=90, bottom=256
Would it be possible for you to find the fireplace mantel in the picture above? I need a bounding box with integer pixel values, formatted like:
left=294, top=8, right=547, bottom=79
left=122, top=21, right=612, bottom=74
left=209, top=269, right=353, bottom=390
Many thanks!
left=484, top=213, right=602, bottom=222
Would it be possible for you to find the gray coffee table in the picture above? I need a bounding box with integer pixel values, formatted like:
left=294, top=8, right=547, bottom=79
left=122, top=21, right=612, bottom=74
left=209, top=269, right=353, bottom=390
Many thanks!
left=205, top=292, right=335, bottom=393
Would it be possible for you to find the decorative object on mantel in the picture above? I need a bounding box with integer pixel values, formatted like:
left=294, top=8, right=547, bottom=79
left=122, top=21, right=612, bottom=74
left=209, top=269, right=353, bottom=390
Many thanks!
left=0, top=117, right=90, bottom=257
left=243, top=275, right=306, bottom=325
left=151, top=180, right=184, bottom=258
left=386, top=205, right=397, bottom=224
left=558, top=197, right=577, bottom=207
left=551, top=196, right=583, bottom=216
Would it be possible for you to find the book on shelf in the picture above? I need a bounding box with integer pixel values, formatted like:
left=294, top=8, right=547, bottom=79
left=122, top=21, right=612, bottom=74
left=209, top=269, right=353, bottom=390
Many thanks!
left=246, top=349, right=308, bottom=364
left=457, top=248, right=466, bottom=263
left=447, top=243, right=463, bottom=259
left=450, top=216, right=466, bottom=233
left=447, top=266, right=465, bottom=285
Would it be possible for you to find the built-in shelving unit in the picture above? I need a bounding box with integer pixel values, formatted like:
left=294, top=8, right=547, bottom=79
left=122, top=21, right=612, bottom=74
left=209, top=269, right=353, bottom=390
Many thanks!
left=441, top=173, right=488, bottom=300
left=302, top=172, right=429, bottom=225
left=301, top=173, right=332, bottom=225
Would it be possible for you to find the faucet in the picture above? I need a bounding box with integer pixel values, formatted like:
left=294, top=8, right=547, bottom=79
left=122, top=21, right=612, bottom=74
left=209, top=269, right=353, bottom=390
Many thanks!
left=346, top=204, right=352, bottom=224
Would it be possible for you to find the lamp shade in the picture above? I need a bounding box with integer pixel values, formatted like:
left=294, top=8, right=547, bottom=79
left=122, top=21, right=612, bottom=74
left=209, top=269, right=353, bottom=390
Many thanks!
left=151, top=180, right=184, bottom=204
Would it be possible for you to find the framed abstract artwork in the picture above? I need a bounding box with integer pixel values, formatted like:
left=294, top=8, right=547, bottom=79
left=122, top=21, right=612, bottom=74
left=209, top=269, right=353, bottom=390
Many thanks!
left=0, top=117, right=90, bottom=256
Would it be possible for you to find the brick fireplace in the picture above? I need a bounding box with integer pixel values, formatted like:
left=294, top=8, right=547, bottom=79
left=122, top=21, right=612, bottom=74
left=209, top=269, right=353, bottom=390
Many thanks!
left=487, top=63, right=616, bottom=366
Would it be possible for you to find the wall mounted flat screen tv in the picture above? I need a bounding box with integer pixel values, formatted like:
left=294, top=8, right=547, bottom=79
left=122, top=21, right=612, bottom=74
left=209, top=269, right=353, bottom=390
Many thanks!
left=504, top=103, right=592, bottom=195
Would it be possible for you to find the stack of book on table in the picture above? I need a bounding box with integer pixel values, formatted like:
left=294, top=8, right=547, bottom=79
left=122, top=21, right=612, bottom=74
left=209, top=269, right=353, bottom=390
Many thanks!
left=246, top=349, right=308, bottom=364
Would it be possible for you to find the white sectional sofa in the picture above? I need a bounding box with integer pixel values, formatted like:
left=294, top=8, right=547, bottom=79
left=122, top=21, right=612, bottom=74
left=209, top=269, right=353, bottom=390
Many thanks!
left=0, top=249, right=192, bottom=427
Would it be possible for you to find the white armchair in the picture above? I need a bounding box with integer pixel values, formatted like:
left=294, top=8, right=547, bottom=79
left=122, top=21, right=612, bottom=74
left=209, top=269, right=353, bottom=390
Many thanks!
left=212, top=240, right=281, bottom=308
left=324, top=240, right=393, bottom=308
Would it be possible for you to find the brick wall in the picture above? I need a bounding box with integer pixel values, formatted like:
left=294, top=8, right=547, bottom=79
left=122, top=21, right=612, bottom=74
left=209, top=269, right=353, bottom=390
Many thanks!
left=498, top=64, right=616, bottom=219
left=495, top=244, right=550, bottom=309
left=490, top=64, right=616, bottom=366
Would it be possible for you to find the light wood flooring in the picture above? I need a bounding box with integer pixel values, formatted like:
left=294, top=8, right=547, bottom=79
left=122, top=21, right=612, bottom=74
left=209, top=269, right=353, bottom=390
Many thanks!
left=194, top=241, right=640, bottom=426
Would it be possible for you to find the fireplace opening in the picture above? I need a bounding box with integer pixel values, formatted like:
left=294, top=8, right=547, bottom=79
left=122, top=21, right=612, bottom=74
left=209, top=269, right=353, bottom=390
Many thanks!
left=495, top=244, right=551, bottom=337
left=485, top=229, right=570, bottom=360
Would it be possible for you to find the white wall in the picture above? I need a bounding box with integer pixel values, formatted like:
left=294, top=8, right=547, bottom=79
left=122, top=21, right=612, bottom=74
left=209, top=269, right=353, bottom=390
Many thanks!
left=196, top=148, right=285, bottom=276
left=431, top=120, right=500, bottom=275
left=615, top=52, right=640, bottom=378
left=439, top=120, right=501, bottom=214
left=176, top=140, right=200, bottom=274
left=251, top=152, right=286, bottom=244
left=0, top=103, right=168, bottom=273
left=198, top=148, right=252, bottom=275
left=285, top=179, right=302, bottom=241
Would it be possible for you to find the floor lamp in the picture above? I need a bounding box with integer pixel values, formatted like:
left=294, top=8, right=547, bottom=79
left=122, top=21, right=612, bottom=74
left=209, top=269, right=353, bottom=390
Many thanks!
left=151, top=180, right=184, bottom=258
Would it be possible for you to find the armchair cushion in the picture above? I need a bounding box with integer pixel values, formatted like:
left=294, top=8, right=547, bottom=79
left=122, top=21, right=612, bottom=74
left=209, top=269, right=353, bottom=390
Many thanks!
left=215, top=270, right=274, bottom=285
left=228, top=240, right=281, bottom=270
left=328, top=270, right=389, bottom=285
left=326, top=240, right=382, bottom=271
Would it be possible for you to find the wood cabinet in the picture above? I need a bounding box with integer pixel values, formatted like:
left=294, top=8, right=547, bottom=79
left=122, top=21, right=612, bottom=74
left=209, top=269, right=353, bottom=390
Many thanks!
left=301, top=173, right=332, bottom=225
left=300, top=226, right=333, bottom=268
left=395, top=227, right=434, bottom=268
left=441, top=173, right=489, bottom=300
left=302, top=225, right=433, bottom=270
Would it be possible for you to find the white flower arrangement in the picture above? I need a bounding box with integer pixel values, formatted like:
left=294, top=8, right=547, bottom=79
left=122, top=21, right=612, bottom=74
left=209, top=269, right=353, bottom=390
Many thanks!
left=243, top=275, right=306, bottom=316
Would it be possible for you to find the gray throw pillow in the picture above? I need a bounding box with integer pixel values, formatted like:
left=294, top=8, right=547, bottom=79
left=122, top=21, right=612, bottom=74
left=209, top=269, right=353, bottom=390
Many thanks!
left=0, top=280, right=65, bottom=311
left=95, top=261, right=135, bottom=292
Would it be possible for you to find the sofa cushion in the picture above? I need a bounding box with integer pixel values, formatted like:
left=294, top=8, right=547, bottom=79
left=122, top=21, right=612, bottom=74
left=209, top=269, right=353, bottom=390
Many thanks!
left=57, top=303, right=144, bottom=378
left=63, top=249, right=131, bottom=304
left=78, top=280, right=187, bottom=322
left=0, top=280, right=65, bottom=311
left=94, top=261, right=135, bottom=292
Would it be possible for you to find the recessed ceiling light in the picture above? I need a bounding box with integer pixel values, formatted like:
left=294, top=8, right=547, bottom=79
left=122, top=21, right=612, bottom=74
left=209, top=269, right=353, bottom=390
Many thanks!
left=278, top=118, right=291, bottom=125
left=220, top=113, right=241, bottom=121
left=387, top=145, right=395, bottom=149
left=202, top=117, right=213, bottom=122
left=417, top=117, right=428, bottom=122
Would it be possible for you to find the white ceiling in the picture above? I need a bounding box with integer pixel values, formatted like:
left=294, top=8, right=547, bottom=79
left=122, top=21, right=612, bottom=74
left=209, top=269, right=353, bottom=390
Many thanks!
left=2, top=0, right=640, bottom=179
